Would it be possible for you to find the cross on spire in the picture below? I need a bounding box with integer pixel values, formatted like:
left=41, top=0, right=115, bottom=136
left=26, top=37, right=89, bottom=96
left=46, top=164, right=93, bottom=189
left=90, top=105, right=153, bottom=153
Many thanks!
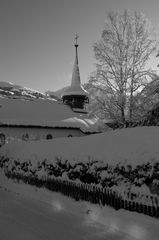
left=74, top=34, right=79, bottom=47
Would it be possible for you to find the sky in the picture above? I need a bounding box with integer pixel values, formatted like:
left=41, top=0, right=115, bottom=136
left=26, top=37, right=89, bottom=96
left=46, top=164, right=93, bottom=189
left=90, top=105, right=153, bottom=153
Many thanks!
left=0, top=0, right=159, bottom=93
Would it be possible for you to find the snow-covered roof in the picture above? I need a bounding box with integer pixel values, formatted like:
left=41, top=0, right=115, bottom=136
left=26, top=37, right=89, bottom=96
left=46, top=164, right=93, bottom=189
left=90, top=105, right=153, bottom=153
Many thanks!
left=61, top=85, right=88, bottom=97
left=0, top=96, right=106, bottom=133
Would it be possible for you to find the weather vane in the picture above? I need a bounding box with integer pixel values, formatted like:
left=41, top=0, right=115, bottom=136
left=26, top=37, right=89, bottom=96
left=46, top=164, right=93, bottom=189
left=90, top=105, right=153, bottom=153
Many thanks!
left=74, top=34, right=79, bottom=47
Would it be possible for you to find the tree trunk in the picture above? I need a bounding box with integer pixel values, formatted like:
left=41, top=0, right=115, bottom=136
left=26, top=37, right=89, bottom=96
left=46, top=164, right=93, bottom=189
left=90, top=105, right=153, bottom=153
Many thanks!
left=129, top=72, right=134, bottom=122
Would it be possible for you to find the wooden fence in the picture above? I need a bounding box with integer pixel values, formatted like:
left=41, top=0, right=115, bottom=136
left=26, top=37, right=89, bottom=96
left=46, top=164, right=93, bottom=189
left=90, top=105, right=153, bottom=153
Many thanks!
left=5, top=171, right=159, bottom=218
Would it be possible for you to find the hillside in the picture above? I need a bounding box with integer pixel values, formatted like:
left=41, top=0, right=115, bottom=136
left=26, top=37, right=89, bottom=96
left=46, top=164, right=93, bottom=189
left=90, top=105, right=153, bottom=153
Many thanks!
left=0, top=81, right=52, bottom=100
left=45, top=86, right=69, bottom=100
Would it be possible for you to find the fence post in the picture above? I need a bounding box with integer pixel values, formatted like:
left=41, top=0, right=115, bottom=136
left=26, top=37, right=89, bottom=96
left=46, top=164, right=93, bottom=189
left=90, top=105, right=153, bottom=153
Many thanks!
left=132, top=201, right=136, bottom=212
left=114, top=191, right=119, bottom=210
left=91, top=185, right=95, bottom=203
left=135, top=202, right=139, bottom=213
left=87, top=184, right=90, bottom=202
left=140, top=203, right=143, bottom=213
left=103, top=188, right=107, bottom=205
left=118, top=196, right=122, bottom=210
left=82, top=183, right=86, bottom=201
left=110, top=189, right=114, bottom=207
left=107, top=189, right=110, bottom=206
left=101, top=188, right=105, bottom=206
left=156, top=207, right=159, bottom=218
left=83, top=183, right=87, bottom=201
left=143, top=204, right=148, bottom=215
left=125, top=199, right=128, bottom=210
left=129, top=200, right=133, bottom=211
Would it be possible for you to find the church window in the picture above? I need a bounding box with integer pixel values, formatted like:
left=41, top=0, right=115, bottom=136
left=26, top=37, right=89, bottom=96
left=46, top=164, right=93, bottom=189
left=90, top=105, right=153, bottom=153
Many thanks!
left=68, top=134, right=72, bottom=137
left=22, top=133, right=29, bottom=141
left=46, top=134, right=53, bottom=140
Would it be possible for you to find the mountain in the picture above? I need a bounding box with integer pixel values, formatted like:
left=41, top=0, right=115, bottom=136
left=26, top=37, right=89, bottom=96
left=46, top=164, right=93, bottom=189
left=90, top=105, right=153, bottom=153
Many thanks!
left=45, top=86, right=69, bottom=100
left=0, top=81, right=53, bottom=101
left=45, top=83, right=89, bottom=100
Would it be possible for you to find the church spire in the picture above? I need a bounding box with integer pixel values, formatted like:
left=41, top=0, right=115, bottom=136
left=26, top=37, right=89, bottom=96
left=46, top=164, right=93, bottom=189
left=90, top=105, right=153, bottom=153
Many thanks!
left=71, top=34, right=81, bottom=88
left=61, top=35, right=89, bottom=112
left=75, top=33, right=79, bottom=62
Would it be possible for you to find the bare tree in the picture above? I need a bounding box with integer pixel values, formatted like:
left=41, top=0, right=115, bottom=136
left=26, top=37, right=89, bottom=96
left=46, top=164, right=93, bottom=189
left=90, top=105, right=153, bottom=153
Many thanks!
left=88, top=10, right=158, bottom=124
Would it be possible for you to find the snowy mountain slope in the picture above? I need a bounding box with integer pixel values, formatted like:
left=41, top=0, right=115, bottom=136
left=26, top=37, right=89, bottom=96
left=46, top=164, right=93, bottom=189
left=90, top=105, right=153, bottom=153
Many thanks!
left=45, top=86, right=69, bottom=100
left=0, top=81, right=50, bottom=100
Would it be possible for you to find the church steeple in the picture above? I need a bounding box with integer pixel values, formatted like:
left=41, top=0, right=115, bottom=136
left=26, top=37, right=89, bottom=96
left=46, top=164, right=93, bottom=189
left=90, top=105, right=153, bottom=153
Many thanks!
left=75, top=34, right=79, bottom=61
left=71, top=34, right=81, bottom=88
left=62, top=35, right=89, bottom=113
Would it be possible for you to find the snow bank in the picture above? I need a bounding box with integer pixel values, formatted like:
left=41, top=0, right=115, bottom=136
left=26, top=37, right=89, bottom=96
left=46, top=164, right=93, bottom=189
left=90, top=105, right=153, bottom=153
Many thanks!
left=1, top=126, right=159, bottom=198
left=1, top=126, right=159, bottom=167
left=1, top=170, right=159, bottom=240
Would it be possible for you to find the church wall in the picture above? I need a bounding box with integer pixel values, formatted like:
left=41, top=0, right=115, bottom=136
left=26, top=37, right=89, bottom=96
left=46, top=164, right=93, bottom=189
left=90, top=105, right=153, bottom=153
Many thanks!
left=0, top=126, right=84, bottom=142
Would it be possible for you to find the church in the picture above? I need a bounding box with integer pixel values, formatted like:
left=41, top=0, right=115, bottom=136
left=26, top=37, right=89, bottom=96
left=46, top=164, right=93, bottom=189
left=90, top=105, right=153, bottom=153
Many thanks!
left=0, top=38, right=107, bottom=143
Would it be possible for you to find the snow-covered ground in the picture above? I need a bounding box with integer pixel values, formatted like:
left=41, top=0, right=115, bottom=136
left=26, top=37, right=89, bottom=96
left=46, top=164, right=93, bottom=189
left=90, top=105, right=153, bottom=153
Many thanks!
left=1, top=126, right=159, bottom=239
left=0, top=169, right=159, bottom=240
left=1, top=126, right=159, bottom=203
left=1, top=126, right=159, bottom=167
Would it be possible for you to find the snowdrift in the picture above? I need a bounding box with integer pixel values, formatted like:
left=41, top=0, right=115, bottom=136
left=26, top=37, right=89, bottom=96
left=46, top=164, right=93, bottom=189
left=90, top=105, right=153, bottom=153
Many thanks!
left=1, top=126, right=159, bottom=167
left=0, top=126, right=159, bottom=203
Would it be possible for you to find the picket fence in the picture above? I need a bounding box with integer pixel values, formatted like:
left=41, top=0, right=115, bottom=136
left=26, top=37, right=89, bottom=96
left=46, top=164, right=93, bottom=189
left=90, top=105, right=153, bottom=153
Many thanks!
left=5, top=171, right=159, bottom=218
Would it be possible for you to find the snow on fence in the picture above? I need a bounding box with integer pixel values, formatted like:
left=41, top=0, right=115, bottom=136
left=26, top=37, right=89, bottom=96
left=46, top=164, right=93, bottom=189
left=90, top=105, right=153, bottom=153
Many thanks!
left=4, top=171, right=159, bottom=218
